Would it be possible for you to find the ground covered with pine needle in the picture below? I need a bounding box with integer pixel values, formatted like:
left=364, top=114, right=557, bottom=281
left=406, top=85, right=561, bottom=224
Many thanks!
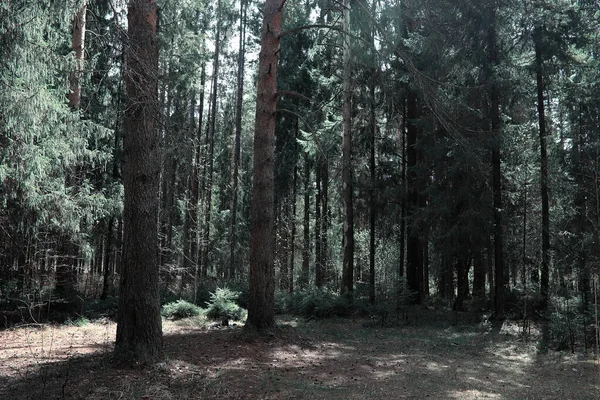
left=0, top=308, right=598, bottom=399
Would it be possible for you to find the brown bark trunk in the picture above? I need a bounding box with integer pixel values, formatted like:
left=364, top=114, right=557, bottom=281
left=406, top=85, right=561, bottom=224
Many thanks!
left=245, top=0, right=284, bottom=331
left=190, top=62, right=206, bottom=290
left=341, top=0, right=354, bottom=295
left=202, top=2, right=221, bottom=277
left=68, top=2, right=87, bottom=109
left=230, top=0, right=247, bottom=280
left=115, top=0, right=162, bottom=363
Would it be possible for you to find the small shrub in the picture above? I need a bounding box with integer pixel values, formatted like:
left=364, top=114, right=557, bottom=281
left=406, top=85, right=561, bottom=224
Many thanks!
left=161, top=300, right=203, bottom=320
left=205, top=287, right=246, bottom=322
left=65, top=316, right=90, bottom=327
left=283, top=289, right=353, bottom=319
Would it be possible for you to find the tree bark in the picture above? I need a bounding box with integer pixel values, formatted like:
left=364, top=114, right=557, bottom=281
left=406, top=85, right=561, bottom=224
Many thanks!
left=341, top=0, right=354, bottom=295
left=369, top=75, right=376, bottom=305
left=245, top=0, right=284, bottom=331
left=315, top=159, right=324, bottom=287
left=115, top=0, right=162, bottom=363
left=68, top=1, right=87, bottom=110
left=406, top=88, right=422, bottom=303
left=301, top=151, right=310, bottom=289
left=534, top=26, right=550, bottom=306
left=201, top=0, right=222, bottom=277
left=190, top=61, right=206, bottom=292
left=489, top=3, right=505, bottom=320
left=230, top=0, right=247, bottom=280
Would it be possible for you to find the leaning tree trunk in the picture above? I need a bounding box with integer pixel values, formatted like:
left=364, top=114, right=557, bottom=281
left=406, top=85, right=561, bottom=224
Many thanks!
left=341, top=0, right=354, bottom=295
left=245, top=0, right=284, bottom=331
left=115, top=0, right=162, bottom=363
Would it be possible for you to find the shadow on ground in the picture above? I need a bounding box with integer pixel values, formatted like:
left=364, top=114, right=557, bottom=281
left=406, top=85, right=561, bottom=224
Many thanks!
left=1, top=312, right=598, bottom=399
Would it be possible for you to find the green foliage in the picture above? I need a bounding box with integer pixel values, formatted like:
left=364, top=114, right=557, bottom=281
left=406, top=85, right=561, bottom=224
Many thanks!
left=65, top=316, right=90, bottom=327
left=84, top=297, right=118, bottom=317
left=281, top=289, right=353, bottom=319
left=205, top=288, right=246, bottom=322
left=161, top=300, right=203, bottom=320
left=546, top=294, right=594, bottom=352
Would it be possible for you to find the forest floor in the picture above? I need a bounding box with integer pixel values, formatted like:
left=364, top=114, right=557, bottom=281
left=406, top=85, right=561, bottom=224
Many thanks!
left=0, top=308, right=598, bottom=400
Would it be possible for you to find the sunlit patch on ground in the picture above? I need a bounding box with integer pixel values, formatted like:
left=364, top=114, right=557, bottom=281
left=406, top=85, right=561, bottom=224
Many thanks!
left=1, top=312, right=599, bottom=399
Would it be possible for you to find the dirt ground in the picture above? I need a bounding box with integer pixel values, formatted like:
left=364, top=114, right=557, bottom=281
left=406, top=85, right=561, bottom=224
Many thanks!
left=0, top=310, right=598, bottom=400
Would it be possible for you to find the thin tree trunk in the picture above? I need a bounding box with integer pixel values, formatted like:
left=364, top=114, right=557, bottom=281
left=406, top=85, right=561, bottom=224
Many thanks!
left=341, top=0, right=354, bottom=295
left=290, top=129, right=298, bottom=293
left=534, top=26, right=550, bottom=306
left=489, top=3, right=505, bottom=320
left=202, top=3, right=221, bottom=277
left=321, top=160, right=329, bottom=285
left=398, top=99, right=406, bottom=296
left=245, top=0, right=284, bottom=331
left=315, top=159, right=324, bottom=287
left=230, top=0, right=247, bottom=280
left=522, top=183, right=527, bottom=289
left=115, top=0, right=162, bottom=363
left=406, top=88, right=422, bottom=303
left=190, top=62, right=206, bottom=292
left=301, top=151, right=310, bottom=289
left=473, top=248, right=485, bottom=298
left=100, top=217, right=113, bottom=300
left=182, top=92, right=196, bottom=287
left=369, top=74, right=376, bottom=305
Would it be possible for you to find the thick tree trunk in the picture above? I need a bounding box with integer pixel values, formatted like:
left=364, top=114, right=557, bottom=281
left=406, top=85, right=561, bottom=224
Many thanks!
left=68, top=1, right=87, bottom=110
left=341, top=0, right=354, bottom=295
left=115, top=0, right=162, bottom=363
left=245, top=0, right=284, bottom=331
left=534, top=26, right=550, bottom=306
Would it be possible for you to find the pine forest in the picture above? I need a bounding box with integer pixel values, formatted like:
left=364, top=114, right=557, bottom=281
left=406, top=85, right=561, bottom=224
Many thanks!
left=1, top=0, right=600, bottom=398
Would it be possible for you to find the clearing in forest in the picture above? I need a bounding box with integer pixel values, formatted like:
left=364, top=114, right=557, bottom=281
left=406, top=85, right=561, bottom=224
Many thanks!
left=0, top=310, right=598, bottom=399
